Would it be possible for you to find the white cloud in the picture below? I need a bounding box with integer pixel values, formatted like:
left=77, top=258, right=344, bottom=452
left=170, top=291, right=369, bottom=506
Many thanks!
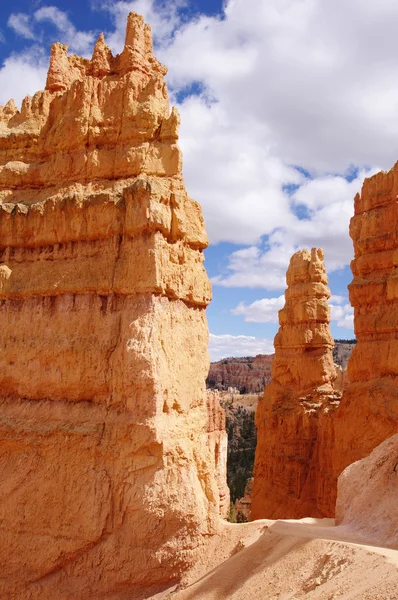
left=8, top=13, right=36, bottom=40
left=211, top=169, right=373, bottom=289
left=0, top=48, right=48, bottom=108
left=34, top=7, right=96, bottom=55
left=232, top=295, right=285, bottom=323
left=232, top=294, right=354, bottom=331
left=209, top=333, right=274, bottom=361
left=330, top=294, right=345, bottom=305
left=330, top=302, right=354, bottom=330
left=7, top=7, right=96, bottom=56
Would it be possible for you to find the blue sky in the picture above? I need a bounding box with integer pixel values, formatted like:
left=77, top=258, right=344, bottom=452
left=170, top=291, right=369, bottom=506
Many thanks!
left=2, top=0, right=397, bottom=360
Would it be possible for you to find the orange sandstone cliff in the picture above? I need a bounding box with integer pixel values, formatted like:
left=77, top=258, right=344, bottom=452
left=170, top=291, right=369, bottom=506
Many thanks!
left=251, top=248, right=341, bottom=520
left=0, top=14, right=224, bottom=599
left=334, top=167, right=398, bottom=475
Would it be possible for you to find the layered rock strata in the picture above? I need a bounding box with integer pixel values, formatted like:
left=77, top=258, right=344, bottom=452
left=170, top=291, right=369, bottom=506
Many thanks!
left=334, top=167, right=398, bottom=474
left=251, top=248, right=341, bottom=519
left=206, top=391, right=230, bottom=519
left=207, top=355, right=273, bottom=394
left=0, top=14, right=220, bottom=599
left=235, top=477, right=253, bottom=522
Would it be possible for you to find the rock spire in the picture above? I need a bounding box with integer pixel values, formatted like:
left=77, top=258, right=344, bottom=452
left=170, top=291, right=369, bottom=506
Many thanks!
left=0, top=13, right=225, bottom=599
left=333, top=165, right=398, bottom=476
left=251, top=248, right=341, bottom=519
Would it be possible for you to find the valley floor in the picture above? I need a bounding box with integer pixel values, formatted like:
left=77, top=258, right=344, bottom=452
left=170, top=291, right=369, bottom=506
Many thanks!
left=154, top=519, right=398, bottom=600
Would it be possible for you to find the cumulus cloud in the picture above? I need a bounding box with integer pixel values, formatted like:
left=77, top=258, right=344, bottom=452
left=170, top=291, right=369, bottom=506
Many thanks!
left=0, top=48, right=48, bottom=107
left=231, top=294, right=355, bottom=331
left=8, top=13, right=36, bottom=40
left=209, top=333, right=274, bottom=362
left=211, top=169, right=373, bottom=289
left=34, top=6, right=96, bottom=54
left=7, top=6, right=96, bottom=55
left=330, top=302, right=354, bottom=330
left=232, top=295, right=285, bottom=323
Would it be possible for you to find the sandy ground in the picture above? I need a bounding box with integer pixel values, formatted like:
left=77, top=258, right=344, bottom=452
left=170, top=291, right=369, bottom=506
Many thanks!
left=153, top=519, right=398, bottom=600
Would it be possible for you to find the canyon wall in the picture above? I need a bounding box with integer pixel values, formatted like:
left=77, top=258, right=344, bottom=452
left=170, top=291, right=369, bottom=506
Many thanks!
left=0, top=14, right=222, bottom=599
left=334, top=167, right=398, bottom=474
left=207, top=355, right=273, bottom=393
left=251, top=248, right=341, bottom=520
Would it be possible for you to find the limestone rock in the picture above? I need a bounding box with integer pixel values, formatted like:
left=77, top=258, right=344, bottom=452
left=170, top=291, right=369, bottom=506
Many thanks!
left=206, top=390, right=230, bottom=519
left=0, top=13, right=220, bottom=599
left=235, top=477, right=253, bottom=522
left=206, top=345, right=353, bottom=396
left=207, top=354, right=273, bottom=394
left=334, top=165, right=398, bottom=476
left=336, top=434, right=398, bottom=548
left=251, top=248, right=341, bottom=520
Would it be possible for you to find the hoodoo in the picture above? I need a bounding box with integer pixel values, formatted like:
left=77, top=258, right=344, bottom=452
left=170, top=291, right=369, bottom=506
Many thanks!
left=0, top=13, right=223, bottom=599
left=251, top=248, right=341, bottom=520
left=334, top=166, right=398, bottom=475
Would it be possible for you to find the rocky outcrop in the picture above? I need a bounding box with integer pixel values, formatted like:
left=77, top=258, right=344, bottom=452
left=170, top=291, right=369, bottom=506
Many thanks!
left=0, top=14, right=221, bottom=599
left=207, top=355, right=273, bottom=394
left=334, top=167, right=398, bottom=475
left=336, top=434, right=398, bottom=548
left=332, top=342, right=355, bottom=372
left=235, top=478, right=253, bottom=522
left=206, top=391, right=230, bottom=519
left=251, top=248, right=341, bottom=520
left=207, top=345, right=353, bottom=396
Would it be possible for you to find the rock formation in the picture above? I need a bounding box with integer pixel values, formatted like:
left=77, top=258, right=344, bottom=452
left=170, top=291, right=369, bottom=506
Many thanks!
left=207, top=345, right=353, bottom=396
left=251, top=248, right=341, bottom=520
left=206, top=391, right=230, bottom=518
left=334, top=167, right=398, bottom=475
left=0, top=14, right=222, bottom=599
left=336, top=434, right=398, bottom=548
left=235, top=477, right=253, bottom=522
left=207, top=355, right=273, bottom=394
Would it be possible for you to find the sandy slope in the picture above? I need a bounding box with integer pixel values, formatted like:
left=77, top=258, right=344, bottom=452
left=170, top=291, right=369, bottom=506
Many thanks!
left=156, top=519, right=398, bottom=600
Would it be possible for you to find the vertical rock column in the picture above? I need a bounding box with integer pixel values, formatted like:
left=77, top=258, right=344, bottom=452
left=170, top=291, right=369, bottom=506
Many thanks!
left=251, top=248, right=340, bottom=520
left=206, top=390, right=230, bottom=519
left=0, top=13, right=221, bottom=599
left=334, top=166, right=398, bottom=475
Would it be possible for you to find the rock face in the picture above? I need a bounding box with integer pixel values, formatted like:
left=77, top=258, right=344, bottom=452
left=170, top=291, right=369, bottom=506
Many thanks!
left=334, top=167, right=398, bottom=475
left=235, top=477, right=253, bottom=522
left=0, top=14, right=221, bottom=599
left=336, top=434, right=398, bottom=548
left=207, top=355, right=273, bottom=394
left=206, top=391, right=230, bottom=519
left=207, top=345, right=353, bottom=396
left=251, top=248, right=341, bottom=520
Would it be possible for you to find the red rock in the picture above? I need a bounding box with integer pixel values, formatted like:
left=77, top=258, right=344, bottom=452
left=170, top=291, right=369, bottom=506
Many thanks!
left=334, top=165, right=398, bottom=478
left=251, top=248, right=341, bottom=520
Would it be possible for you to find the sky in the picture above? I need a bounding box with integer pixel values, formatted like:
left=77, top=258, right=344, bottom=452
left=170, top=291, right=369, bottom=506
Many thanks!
left=1, top=0, right=397, bottom=360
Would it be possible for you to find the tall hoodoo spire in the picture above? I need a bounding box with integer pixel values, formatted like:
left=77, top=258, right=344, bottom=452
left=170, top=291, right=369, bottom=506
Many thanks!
left=251, top=247, right=341, bottom=520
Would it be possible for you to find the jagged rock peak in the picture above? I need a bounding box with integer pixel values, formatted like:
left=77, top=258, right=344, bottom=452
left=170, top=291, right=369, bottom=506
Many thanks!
left=0, top=12, right=220, bottom=598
